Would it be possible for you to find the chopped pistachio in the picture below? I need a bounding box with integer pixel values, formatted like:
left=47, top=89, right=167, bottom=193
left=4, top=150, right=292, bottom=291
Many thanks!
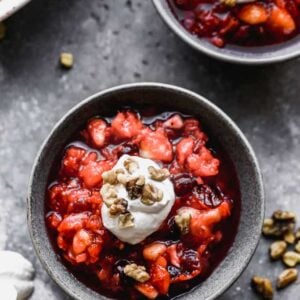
left=252, top=276, right=273, bottom=300
left=60, top=52, right=74, bottom=69
left=269, top=241, right=287, bottom=260
left=109, top=198, right=128, bottom=216
left=284, top=231, right=296, bottom=245
left=295, top=241, right=300, bottom=253
left=124, top=263, right=150, bottom=283
left=273, top=210, right=296, bottom=222
left=141, top=184, right=163, bottom=206
left=102, top=169, right=124, bottom=184
left=277, top=268, right=298, bottom=289
left=175, top=213, right=191, bottom=235
left=124, top=158, right=139, bottom=174
left=118, top=212, right=134, bottom=229
left=0, top=23, right=6, bottom=40
left=126, top=176, right=145, bottom=199
left=282, top=251, right=300, bottom=267
left=148, top=166, right=170, bottom=181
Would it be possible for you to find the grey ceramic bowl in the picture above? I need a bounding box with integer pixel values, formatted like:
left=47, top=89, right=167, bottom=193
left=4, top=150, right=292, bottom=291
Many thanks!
left=152, top=0, right=300, bottom=64
left=28, top=83, right=264, bottom=300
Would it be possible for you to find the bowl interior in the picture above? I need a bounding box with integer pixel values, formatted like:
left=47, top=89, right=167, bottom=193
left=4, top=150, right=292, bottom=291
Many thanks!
left=28, top=83, right=264, bottom=300
left=152, top=0, right=300, bottom=64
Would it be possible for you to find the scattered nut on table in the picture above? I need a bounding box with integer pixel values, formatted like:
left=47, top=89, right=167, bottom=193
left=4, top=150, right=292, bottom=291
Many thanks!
left=252, top=276, right=273, bottom=299
left=284, top=231, right=296, bottom=244
left=60, top=52, right=74, bottom=69
left=262, top=217, right=295, bottom=238
left=269, top=241, right=287, bottom=260
left=282, top=251, right=300, bottom=267
left=272, top=210, right=296, bottom=222
left=277, top=268, right=298, bottom=289
left=295, top=240, right=300, bottom=253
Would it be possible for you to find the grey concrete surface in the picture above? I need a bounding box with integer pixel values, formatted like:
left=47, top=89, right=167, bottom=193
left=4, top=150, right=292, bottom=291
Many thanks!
left=0, top=0, right=299, bottom=299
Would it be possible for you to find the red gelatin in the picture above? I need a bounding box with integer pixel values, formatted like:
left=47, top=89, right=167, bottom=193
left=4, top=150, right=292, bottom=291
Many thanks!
left=168, top=0, right=300, bottom=47
left=45, top=110, right=241, bottom=299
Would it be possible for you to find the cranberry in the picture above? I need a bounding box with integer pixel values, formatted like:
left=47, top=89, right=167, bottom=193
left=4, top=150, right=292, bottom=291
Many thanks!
left=167, top=265, right=181, bottom=278
left=172, top=173, right=197, bottom=196
left=119, top=142, right=139, bottom=156
left=167, top=216, right=181, bottom=239
left=181, top=249, right=201, bottom=272
left=193, top=184, right=223, bottom=208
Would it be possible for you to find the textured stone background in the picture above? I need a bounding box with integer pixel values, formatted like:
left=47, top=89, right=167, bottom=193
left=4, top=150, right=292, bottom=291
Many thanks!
left=0, top=0, right=299, bottom=299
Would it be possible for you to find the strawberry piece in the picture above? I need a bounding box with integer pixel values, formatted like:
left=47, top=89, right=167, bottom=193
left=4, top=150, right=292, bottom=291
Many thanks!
left=176, top=137, right=195, bottom=165
left=135, top=283, right=159, bottom=299
left=143, top=243, right=167, bottom=261
left=166, top=244, right=181, bottom=268
left=155, top=256, right=167, bottom=268
left=57, top=212, right=90, bottom=233
left=150, top=264, right=170, bottom=295
left=171, top=269, right=201, bottom=283
left=62, top=147, right=86, bottom=176
left=163, top=114, right=184, bottom=129
left=87, top=118, right=109, bottom=148
left=237, top=3, right=269, bottom=25
left=72, top=229, right=92, bottom=255
left=111, top=111, right=143, bottom=139
left=46, top=212, right=62, bottom=229
left=267, top=5, right=296, bottom=35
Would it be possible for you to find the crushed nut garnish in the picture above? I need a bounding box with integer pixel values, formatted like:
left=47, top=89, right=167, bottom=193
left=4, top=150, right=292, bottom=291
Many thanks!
left=277, top=268, right=298, bottom=289
left=273, top=210, right=296, bottom=222
left=282, top=251, right=300, bottom=267
left=141, top=184, right=163, bottom=206
left=102, top=169, right=124, bottom=184
left=175, top=213, right=191, bottom=235
left=109, top=198, right=128, bottom=216
left=126, top=176, right=145, bottom=199
left=60, top=52, right=74, bottom=69
left=124, top=263, right=150, bottom=283
left=295, top=241, right=300, bottom=253
left=0, top=23, right=6, bottom=40
left=252, top=276, right=273, bottom=300
left=118, top=212, right=135, bottom=229
left=148, top=166, right=170, bottom=181
left=117, top=173, right=129, bottom=185
left=124, top=158, right=139, bottom=174
left=269, top=241, right=287, bottom=260
left=284, top=231, right=296, bottom=244
left=101, top=184, right=118, bottom=207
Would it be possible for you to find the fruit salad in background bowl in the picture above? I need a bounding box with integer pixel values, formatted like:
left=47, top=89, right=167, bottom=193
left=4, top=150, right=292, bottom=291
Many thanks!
left=28, top=83, right=264, bottom=300
left=0, top=0, right=31, bottom=22
left=152, top=0, right=300, bottom=64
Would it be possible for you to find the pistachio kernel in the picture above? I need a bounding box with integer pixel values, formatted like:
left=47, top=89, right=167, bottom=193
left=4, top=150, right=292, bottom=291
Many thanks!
left=251, top=276, right=273, bottom=300
left=295, top=241, right=300, bottom=253
left=148, top=166, right=170, bottom=181
left=282, top=251, right=300, bottom=267
left=174, top=213, right=191, bottom=235
left=284, top=231, right=296, bottom=245
left=124, top=263, right=150, bottom=283
left=269, top=241, right=287, bottom=260
left=124, top=158, right=139, bottom=174
left=118, top=212, right=135, bottom=229
left=109, top=198, right=128, bottom=216
left=273, top=210, right=296, bottom=222
left=277, top=268, right=298, bottom=289
left=60, top=52, right=74, bottom=69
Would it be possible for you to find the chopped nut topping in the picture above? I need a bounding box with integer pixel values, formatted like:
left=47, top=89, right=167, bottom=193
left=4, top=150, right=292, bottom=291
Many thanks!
left=295, top=228, right=300, bottom=240
left=117, top=173, right=129, bottom=185
left=126, top=176, right=145, bottom=199
left=60, top=52, right=74, bottom=69
left=109, top=198, right=128, bottom=216
left=221, top=0, right=236, bottom=7
left=141, top=184, right=163, bottom=206
left=124, top=263, right=150, bottom=283
left=273, top=210, right=296, bottom=222
left=252, top=276, right=273, bottom=300
left=262, top=218, right=295, bottom=238
left=284, top=231, right=296, bottom=244
left=277, top=268, right=298, bottom=289
left=148, top=166, right=170, bottom=181
left=175, top=213, right=191, bottom=235
left=102, top=169, right=124, bottom=184
left=124, top=158, right=139, bottom=174
left=282, top=251, right=300, bottom=267
left=0, top=23, right=6, bottom=40
left=101, top=184, right=118, bottom=207
left=295, top=241, right=300, bottom=253
left=118, top=212, right=135, bottom=229
left=269, top=241, right=287, bottom=260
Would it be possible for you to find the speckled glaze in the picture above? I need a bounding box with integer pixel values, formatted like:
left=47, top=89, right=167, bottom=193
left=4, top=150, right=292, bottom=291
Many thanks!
left=27, top=83, right=264, bottom=300
left=0, top=0, right=31, bottom=22
left=152, top=0, right=300, bottom=65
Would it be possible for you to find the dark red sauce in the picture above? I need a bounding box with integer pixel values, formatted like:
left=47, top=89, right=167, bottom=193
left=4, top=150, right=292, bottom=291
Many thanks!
left=168, top=0, right=300, bottom=47
left=45, top=110, right=241, bottom=299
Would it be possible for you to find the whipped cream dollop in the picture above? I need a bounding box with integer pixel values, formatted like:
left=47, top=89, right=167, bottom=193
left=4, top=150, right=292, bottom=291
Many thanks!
left=101, top=155, right=175, bottom=244
left=0, top=251, right=35, bottom=300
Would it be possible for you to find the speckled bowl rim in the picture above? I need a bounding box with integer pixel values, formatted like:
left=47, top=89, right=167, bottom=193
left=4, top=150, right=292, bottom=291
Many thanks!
left=27, top=82, right=265, bottom=300
left=152, top=0, right=300, bottom=65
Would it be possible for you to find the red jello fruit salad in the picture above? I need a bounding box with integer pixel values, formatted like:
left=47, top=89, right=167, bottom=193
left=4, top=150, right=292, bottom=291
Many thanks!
left=169, top=0, right=300, bottom=47
left=46, top=110, right=241, bottom=299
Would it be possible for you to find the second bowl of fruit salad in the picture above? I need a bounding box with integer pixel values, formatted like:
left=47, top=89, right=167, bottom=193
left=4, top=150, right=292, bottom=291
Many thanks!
left=28, top=83, right=264, bottom=300
left=152, top=0, right=300, bottom=64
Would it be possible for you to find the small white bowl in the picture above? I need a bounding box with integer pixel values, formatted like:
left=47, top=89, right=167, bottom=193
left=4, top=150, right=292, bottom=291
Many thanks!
left=0, top=0, right=31, bottom=22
